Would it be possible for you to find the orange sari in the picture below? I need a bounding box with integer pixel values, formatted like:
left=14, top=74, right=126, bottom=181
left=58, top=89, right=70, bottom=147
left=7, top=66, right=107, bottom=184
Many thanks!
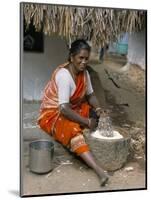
left=38, top=63, right=90, bottom=155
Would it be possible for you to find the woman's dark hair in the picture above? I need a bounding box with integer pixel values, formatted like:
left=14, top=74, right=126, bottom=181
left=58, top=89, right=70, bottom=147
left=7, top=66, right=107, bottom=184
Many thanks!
left=68, top=39, right=91, bottom=61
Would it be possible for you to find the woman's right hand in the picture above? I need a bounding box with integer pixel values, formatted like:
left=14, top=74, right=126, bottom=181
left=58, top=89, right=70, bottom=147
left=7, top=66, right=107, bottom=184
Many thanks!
left=88, top=118, right=97, bottom=131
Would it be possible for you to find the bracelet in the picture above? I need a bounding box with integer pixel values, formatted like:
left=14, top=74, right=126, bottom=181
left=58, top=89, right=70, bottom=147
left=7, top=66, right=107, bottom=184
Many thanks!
left=87, top=118, right=91, bottom=127
left=95, top=107, right=101, bottom=112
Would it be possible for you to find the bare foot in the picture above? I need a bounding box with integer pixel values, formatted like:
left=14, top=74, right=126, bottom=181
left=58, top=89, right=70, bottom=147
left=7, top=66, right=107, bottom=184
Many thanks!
left=100, top=176, right=109, bottom=186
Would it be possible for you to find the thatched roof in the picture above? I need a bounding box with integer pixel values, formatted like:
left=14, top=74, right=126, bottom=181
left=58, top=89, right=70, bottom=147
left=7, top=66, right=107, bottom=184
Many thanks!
left=23, top=3, right=146, bottom=47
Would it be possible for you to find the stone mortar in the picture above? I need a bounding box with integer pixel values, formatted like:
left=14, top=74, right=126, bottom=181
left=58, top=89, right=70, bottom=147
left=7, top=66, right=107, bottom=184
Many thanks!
left=85, top=127, right=131, bottom=171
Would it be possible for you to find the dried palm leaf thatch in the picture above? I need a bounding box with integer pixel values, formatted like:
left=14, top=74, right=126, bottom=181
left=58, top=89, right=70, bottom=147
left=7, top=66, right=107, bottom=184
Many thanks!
left=23, top=3, right=146, bottom=47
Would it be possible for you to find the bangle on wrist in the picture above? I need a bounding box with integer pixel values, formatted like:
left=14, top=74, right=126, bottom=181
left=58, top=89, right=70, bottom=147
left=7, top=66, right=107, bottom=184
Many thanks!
left=87, top=118, right=91, bottom=127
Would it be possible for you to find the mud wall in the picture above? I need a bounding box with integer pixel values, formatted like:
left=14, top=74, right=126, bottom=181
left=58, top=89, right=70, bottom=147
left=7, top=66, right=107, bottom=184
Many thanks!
left=22, top=36, right=68, bottom=101
left=127, top=30, right=146, bottom=70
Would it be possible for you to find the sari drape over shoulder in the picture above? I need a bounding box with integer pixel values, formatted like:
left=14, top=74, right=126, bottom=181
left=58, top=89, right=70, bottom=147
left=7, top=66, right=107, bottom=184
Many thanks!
left=38, top=63, right=91, bottom=155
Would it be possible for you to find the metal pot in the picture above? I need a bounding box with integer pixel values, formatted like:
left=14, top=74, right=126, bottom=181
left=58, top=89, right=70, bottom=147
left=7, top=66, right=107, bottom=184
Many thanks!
left=29, top=140, right=54, bottom=174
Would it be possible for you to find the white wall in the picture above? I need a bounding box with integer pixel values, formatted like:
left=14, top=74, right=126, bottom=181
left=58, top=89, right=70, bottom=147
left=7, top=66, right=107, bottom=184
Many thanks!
left=127, top=30, right=146, bottom=70
left=22, top=36, right=68, bottom=100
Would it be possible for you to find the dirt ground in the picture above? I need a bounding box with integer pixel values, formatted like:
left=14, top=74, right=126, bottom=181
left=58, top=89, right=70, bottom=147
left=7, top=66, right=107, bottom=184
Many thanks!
left=21, top=53, right=146, bottom=196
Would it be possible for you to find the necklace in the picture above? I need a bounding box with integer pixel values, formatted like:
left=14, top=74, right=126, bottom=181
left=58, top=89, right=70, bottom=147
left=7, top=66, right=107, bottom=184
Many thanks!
left=69, top=64, right=77, bottom=84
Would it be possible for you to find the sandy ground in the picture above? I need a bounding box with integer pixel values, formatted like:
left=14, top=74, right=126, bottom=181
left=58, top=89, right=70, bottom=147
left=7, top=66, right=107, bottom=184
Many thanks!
left=21, top=54, right=146, bottom=196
